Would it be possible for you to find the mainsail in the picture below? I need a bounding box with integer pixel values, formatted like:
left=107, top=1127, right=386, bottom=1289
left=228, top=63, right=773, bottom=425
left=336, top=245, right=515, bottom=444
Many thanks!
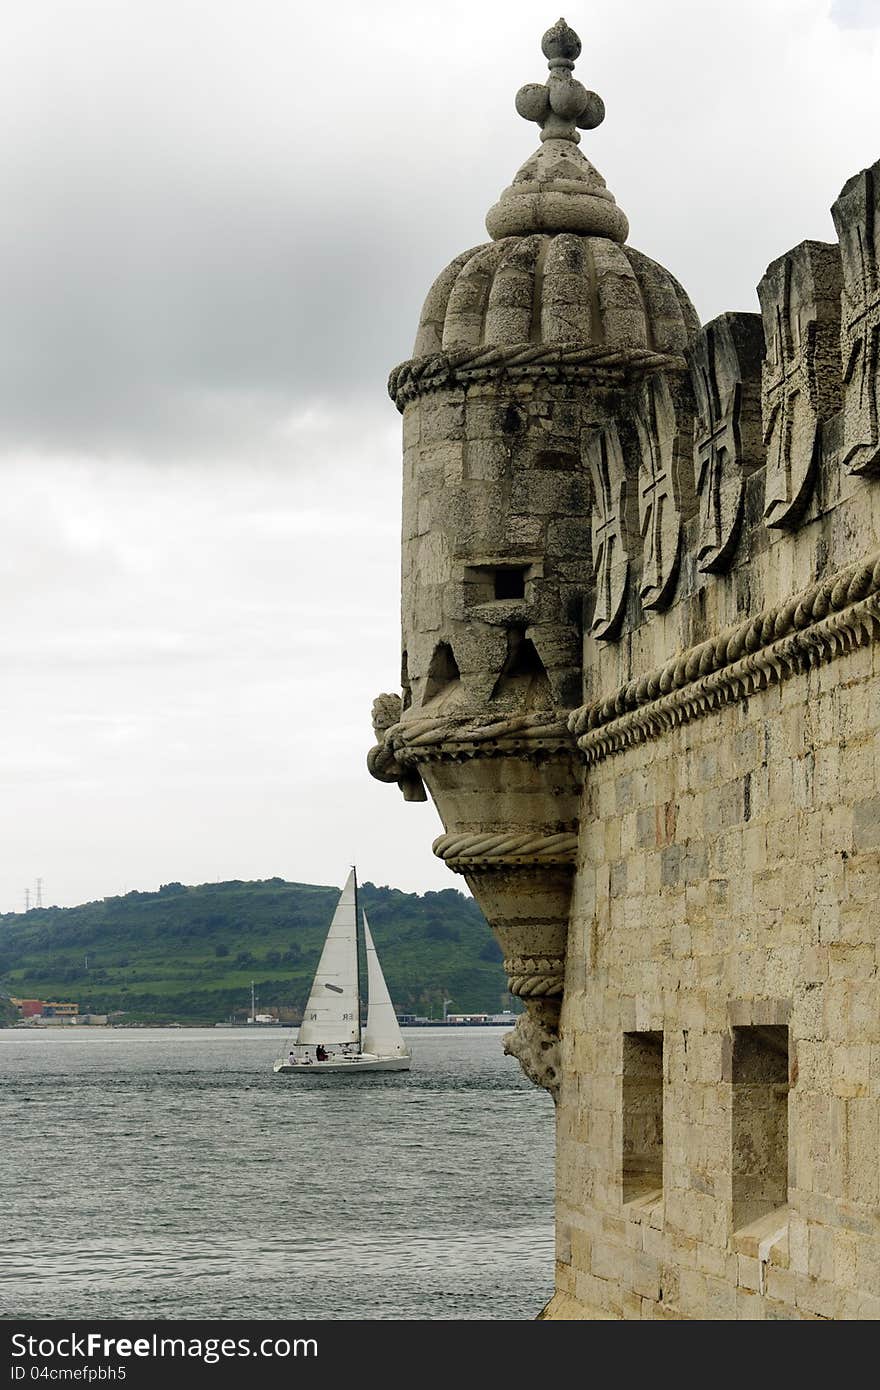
left=362, top=912, right=408, bottom=1058
left=297, top=868, right=360, bottom=1046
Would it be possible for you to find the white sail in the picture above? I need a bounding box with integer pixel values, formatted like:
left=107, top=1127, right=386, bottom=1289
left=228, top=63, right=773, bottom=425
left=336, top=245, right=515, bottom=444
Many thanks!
left=297, top=869, right=360, bottom=1046
left=362, top=912, right=409, bottom=1058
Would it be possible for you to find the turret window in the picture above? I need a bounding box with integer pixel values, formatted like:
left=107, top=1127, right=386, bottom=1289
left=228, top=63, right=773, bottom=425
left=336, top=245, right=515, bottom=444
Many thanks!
left=463, top=564, right=531, bottom=605
left=493, top=568, right=526, bottom=600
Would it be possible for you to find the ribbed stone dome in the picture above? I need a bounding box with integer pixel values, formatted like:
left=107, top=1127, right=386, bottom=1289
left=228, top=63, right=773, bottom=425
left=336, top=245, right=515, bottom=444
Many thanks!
left=388, top=20, right=701, bottom=410
left=412, top=233, right=699, bottom=360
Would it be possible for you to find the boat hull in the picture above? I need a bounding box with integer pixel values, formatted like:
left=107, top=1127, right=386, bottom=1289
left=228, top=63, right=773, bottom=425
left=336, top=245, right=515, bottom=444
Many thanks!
left=273, top=1054, right=411, bottom=1074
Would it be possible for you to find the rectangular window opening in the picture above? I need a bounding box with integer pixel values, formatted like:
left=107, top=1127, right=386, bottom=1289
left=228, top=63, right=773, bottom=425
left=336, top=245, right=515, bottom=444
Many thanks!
left=732, top=1025, right=789, bottom=1233
left=493, top=568, right=526, bottom=600
left=622, top=1030, right=664, bottom=1204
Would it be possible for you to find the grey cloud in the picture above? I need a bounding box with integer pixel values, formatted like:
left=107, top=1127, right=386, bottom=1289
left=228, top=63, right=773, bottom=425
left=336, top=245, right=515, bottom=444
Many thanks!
left=830, top=0, right=880, bottom=28
left=1, top=0, right=879, bottom=912
left=0, top=3, right=508, bottom=459
left=2, top=1, right=875, bottom=462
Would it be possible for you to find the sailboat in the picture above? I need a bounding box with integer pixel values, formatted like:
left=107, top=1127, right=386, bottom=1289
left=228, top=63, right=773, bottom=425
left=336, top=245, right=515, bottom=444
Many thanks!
left=273, top=868, right=411, bottom=1074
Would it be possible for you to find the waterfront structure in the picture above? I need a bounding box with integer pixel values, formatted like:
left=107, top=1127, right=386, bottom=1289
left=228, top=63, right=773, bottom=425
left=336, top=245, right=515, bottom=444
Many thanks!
left=10, top=998, right=45, bottom=1019
left=42, top=1001, right=79, bottom=1020
left=10, top=998, right=79, bottom=1021
left=369, top=19, right=880, bottom=1318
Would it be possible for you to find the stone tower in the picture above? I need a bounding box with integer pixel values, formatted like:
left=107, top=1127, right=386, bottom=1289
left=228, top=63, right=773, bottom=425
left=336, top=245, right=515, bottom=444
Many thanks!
left=370, top=20, right=880, bottom=1319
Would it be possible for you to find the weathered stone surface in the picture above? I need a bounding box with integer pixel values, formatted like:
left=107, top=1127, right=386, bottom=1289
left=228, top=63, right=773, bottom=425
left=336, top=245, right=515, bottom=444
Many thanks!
left=634, top=374, right=694, bottom=609
left=832, top=160, right=880, bottom=477
left=408, top=234, right=698, bottom=365
left=486, top=18, right=626, bottom=242
left=758, top=240, right=843, bottom=529
left=584, top=422, right=629, bottom=639
left=365, top=693, right=427, bottom=802
left=503, top=1004, right=561, bottom=1100
left=690, top=312, right=765, bottom=572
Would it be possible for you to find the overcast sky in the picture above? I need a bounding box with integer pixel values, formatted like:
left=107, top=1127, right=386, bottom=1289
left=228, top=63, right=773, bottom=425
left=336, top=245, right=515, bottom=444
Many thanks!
left=0, top=0, right=878, bottom=912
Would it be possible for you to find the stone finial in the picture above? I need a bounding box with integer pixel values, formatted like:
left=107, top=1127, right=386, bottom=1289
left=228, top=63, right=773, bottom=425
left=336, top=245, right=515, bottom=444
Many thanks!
left=485, top=21, right=628, bottom=243
left=514, top=18, right=606, bottom=145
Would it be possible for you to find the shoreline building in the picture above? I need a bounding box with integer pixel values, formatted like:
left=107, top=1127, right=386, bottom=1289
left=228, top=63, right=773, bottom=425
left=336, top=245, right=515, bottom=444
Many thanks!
left=369, top=19, right=880, bottom=1319
left=10, top=998, right=80, bottom=1024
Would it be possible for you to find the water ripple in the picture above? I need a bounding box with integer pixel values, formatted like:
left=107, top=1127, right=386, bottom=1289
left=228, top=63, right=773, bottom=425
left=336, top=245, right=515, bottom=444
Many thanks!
left=1, top=1027, right=555, bottom=1320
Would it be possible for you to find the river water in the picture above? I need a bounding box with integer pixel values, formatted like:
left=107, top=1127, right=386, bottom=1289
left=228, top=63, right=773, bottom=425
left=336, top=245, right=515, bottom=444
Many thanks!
left=0, top=1026, right=555, bottom=1321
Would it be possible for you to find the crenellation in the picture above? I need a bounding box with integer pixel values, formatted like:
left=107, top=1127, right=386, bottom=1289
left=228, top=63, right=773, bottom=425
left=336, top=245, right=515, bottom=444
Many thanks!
left=758, top=240, right=844, bottom=531
left=634, top=373, right=695, bottom=611
left=690, top=311, right=765, bottom=574
left=832, top=160, right=880, bottom=478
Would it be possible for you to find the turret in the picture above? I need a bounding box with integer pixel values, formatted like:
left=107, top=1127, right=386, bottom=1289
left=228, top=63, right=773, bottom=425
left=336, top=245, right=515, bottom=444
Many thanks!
left=369, top=19, right=699, bottom=1094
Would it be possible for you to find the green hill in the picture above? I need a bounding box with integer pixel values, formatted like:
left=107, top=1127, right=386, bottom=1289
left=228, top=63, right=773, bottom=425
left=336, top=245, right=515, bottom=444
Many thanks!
left=0, top=878, right=514, bottom=1024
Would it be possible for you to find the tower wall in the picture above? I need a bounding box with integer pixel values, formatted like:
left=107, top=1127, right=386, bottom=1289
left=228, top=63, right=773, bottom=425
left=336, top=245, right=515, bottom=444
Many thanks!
left=555, top=404, right=880, bottom=1319
left=401, top=380, right=589, bottom=717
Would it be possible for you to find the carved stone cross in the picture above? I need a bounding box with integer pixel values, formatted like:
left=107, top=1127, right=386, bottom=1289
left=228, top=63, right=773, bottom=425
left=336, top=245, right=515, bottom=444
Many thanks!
left=584, top=423, right=629, bottom=640
left=635, top=375, right=686, bottom=610
left=758, top=241, right=842, bottom=528
left=695, top=384, right=739, bottom=564
left=690, top=312, right=765, bottom=572
left=832, top=160, right=880, bottom=477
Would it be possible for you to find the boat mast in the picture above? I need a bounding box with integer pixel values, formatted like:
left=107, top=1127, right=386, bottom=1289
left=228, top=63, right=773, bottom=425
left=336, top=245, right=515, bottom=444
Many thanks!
left=353, top=865, right=363, bottom=1052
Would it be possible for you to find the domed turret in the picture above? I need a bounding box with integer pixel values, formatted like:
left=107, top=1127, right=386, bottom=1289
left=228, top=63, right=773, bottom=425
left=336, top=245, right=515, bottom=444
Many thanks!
left=371, top=20, right=701, bottom=1095
left=411, top=235, right=697, bottom=361
left=390, top=19, right=697, bottom=410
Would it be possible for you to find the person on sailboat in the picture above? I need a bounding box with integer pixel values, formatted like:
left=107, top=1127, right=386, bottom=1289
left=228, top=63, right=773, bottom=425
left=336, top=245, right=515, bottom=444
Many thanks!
left=315, top=1044, right=328, bottom=1061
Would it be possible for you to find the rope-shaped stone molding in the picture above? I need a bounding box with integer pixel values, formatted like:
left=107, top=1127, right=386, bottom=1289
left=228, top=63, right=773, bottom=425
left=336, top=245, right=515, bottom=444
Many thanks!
left=387, top=709, right=575, bottom=764
left=432, top=830, right=578, bottom=870
left=366, top=741, right=401, bottom=784
left=574, top=587, right=880, bottom=763
left=369, top=551, right=880, bottom=774
left=375, top=711, right=572, bottom=767
left=366, top=738, right=428, bottom=803
left=503, top=955, right=566, bottom=998
left=388, top=344, right=687, bottom=410
left=571, top=549, right=880, bottom=740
